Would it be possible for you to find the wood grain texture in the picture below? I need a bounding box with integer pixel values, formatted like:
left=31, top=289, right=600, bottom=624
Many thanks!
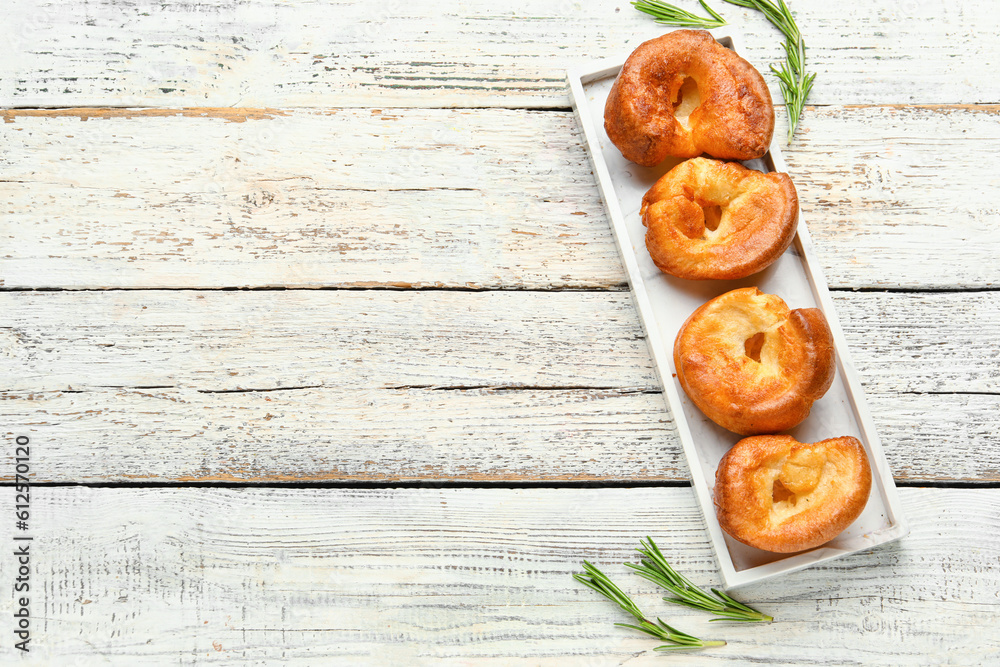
left=2, top=387, right=679, bottom=483
left=2, top=290, right=996, bottom=482
left=0, top=107, right=620, bottom=290
left=787, top=105, right=1000, bottom=290
left=2, top=106, right=999, bottom=290
left=2, top=0, right=999, bottom=108
left=2, top=290, right=997, bottom=395
left=1, top=487, right=997, bottom=665
left=3, top=387, right=997, bottom=483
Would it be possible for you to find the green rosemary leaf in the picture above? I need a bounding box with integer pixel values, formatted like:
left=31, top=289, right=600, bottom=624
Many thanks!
left=576, top=564, right=645, bottom=623
left=658, top=620, right=701, bottom=642
left=699, top=0, right=727, bottom=24
left=655, top=640, right=727, bottom=651
left=615, top=621, right=664, bottom=640
left=661, top=593, right=725, bottom=614
left=632, top=0, right=727, bottom=28
left=712, top=588, right=759, bottom=614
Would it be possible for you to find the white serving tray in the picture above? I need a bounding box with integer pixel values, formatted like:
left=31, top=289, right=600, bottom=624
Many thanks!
left=567, top=29, right=908, bottom=589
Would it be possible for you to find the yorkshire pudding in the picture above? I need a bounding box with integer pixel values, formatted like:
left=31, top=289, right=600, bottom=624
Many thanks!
left=604, top=30, right=774, bottom=166
left=673, top=287, right=835, bottom=435
left=715, top=435, right=872, bottom=553
left=641, top=157, right=798, bottom=280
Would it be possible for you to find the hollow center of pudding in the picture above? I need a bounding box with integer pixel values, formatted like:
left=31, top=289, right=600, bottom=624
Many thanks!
left=702, top=204, right=722, bottom=232
left=744, top=331, right=766, bottom=362
left=780, top=449, right=827, bottom=496
left=672, top=76, right=700, bottom=131
left=770, top=450, right=830, bottom=523
left=772, top=479, right=796, bottom=505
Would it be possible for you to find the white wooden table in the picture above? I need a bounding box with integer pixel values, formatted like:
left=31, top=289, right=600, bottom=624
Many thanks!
left=2, top=1, right=999, bottom=663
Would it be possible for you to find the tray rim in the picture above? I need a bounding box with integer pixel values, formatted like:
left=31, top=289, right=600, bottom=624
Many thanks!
left=566, top=27, right=908, bottom=589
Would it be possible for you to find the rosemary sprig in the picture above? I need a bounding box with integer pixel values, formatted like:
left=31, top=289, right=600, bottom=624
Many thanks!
left=632, top=0, right=814, bottom=143
left=631, top=0, right=727, bottom=29
left=574, top=560, right=726, bottom=651
left=723, top=0, right=814, bottom=142
left=626, top=537, right=772, bottom=622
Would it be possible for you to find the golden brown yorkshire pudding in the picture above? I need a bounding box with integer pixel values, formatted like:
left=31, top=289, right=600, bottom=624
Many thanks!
left=604, top=30, right=774, bottom=166
left=673, top=287, right=835, bottom=435
left=641, top=158, right=798, bottom=280
left=715, top=435, right=872, bottom=553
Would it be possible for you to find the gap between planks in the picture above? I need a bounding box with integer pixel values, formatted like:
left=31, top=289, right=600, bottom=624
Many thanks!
left=5, top=103, right=993, bottom=115
left=0, top=285, right=997, bottom=294
left=1, top=479, right=997, bottom=489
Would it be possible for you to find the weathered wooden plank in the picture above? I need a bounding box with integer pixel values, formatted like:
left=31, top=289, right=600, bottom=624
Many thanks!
left=0, top=107, right=620, bottom=290
left=1, top=387, right=679, bottom=483
left=869, top=393, right=1000, bottom=483
left=1, top=290, right=996, bottom=395
left=835, top=291, right=1000, bottom=395
left=2, top=487, right=997, bottom=664
left=2, top=0, right=998, bottom=108
left=4, top=387, right=996, bottom=483
left=3, top=386, right=997, bottom=483
left=0, top=291, right=656, bottom=392
left=2, top=106, right=997, bottom=290
left=787, top=105, right=1000, bottom=289
left=2, top=290, right=997, bottom=482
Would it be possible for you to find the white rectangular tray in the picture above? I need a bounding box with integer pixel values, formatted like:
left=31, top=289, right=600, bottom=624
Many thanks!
left=567, top=29, right=908, bottom=589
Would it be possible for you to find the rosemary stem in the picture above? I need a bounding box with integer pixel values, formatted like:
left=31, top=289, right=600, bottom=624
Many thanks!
left=629, top=537, right=773, bottom=623
left=575, top=561, right=727, bottom=651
